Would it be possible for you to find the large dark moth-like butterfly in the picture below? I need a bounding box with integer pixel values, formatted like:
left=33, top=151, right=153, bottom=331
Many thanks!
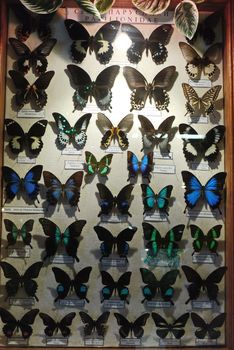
left=79, top=311, right=110, bottom=337
left=191, top=312, right=226, bottom=339
left=94, top=225, right=137, bottom=261
left=179, top=42, right=222, bottom=80
left=96, top=113, right=133, bottom=149
left=181, top=265, right=227, bottom=305
left=39, top=312, right=76, bottom=337
left=39, top=218, right=86, bottom=262
left=152, top=312, right=189, bottom=339
left=100, top=271, right=132, bottom=303
left=4, top=219, right=34, bottom=248
left=52, top=266, right=92, bottom=303
left=138, top=115, right=175, bottom=153
left=123, top=65, right=176, bottom=112
left=0, top=308, right=39, bottom=339
left=9, top=38, right=57, bottom=75
left=64, top=20, right=120, bottom=64
left=67, top=64, right=120, bottom=111
left=114, top=313, right=149, bottom=338
left=179, top=124, right=225, bottom=162
left=181, top=171, right=226, bottom=213
left=5, top=119, right=48, bottom=155
left=97, top=183, right=134, bottom=217
left=43, top=170, right=83, bottom=207
left=2, top=165, right=42, bottom=204
left=121, top=24, right=173, bottom=64
left=0, top=261, right=43, bottom=301
left=182, top=83, right=221, bottom=116
left=142, top=223, right=185, bottom=258
left=190, top=224, right=222, bottom=255
left=9, top=70, right=54, bottom=109
left=53, top=113, right=92, bottom=150
left=140, top=268, right=179, bottom=304
left=127, top=151, right=153, bottom=182
left=85, top=152, right=113, bottom=176
left=141, top=184, right=173, bottom=215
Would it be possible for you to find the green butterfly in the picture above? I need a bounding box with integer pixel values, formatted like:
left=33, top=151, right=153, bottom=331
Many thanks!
left=85, top=151, right=113, bottom=176
left=4, top=219, right=34, bottom=248
left=190, top=224, right=222, bottom=255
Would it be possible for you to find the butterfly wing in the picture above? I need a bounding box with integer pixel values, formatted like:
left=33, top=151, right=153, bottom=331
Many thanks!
left=39, top=313, right=57, bottom=337
left=9, top=70, right=31, bottom=108
left=27, top=120, right=48, bottom=155
left=164, top=225, right=185, bottom=257
left=58, top=312, right=76, bottom=337
left=123, top=66, right=148, bottom=111
left=206, top=225, right=222, bottom=253
left=191, top=312, right=208, bottom=339
left=190, top=225, right=206, bottom=253
left=132, top=313, right=150, bottom=338
left=39, top=218, right=61, bottom=260
left=182, top=83, right=200, bottom=115
left=31, top=71, right=55, bottom=109
left=159, top=270, right=179, bottom=303
left=152, top=66, right=176, bottom=111
left=85, top=151, right=98, bottom=174
left=73, top=266, right=92, bottom=301
left=200, top=85, right=221, bottom=115
left=94, top=226, right=114, bottom=258
left=97, top=183, right=114, bottom=216
left=64, top=171, right=84, bottom=206
left=18, top=309, right=39, bottom=339
left=179, top=42, right=202, bottom=79
left=43, top=171, right=62, bottom=205
left=23, top=165, right=42, bottom=200
left=203, top=43, right=222, bottom=78
left=23, top=261, right=43, bottom=300
left=140, top=268, right=157, bottom=301
left=95, top=311, right=110, bottom=336
left=202, top=125, right=225, bottom=162
left=96, top=113, right=114, bottom=148
left=73, top=113, right=92, bottom=149
left=31, top=38, right=57, bottom=74
left=0, top=307, right=17, bottom=338
left=149, top=24, right=173, bottom=64
left=0, top=261, right=20, bottom=297
left=94, top=21, right=120, bottom=64
left=206, top=313, right=226, bottom=339
left=64, top=20, right=90, bottom=63
left=52, top=113, right=73, bottom=149
left=52, top=267, right=71, bottom=301
left=117, top=272, right=132, bottom=301
left=101, top=270, right=115, bottom=301
left=204, top=172, right=226, bottom=210
left=5, top=119, right=25, bottom=154
left=179, top=123, right=200, bottom=162
left=151, top=313, right=170, bottom=339
left=97, top=154, right=113, bottom=176
left=121, top=24, right=146, bottom=64
left=63, top=220, right=86, bottom=261
left=141, top=184, right=156, bottom=212
left=205, top=266, right=227, bottom=303
left=116, top=227, right=137, bottom=258
left=181, top=265, right=203, bottom=303
left=142, top=222, right=162, bottom=258
left=116, top=114, right=134, bottom=149
left=114, top=313, right=131, bottom=338
left=181, top=171, right=203, bottom=209
left=171, top=313, right=189, bottom=339
left=2, top=166, right=21, bottom=201
left=79, top=312, right=95, bottom=336
left=116, top=184, right=134, bottom=216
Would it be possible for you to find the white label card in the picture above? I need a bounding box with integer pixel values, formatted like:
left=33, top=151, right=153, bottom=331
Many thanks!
left=105, top=146, right=123, bottom=153
left=153, top=151, right=173, bottom=160
left=84, top=337, right=104, bottom=346
left=17, top=156, right=36, bottom=164
left=46, top=337, right=68, bottom=346
left=7, top=337, right=29, bottom=346
left=59, top=299, right=85, bottom=307
left=192, top=253, right=216, bottom=264
left=143, top=108, right=161, bottom=117
left=191, top=300, right=214, bottom=309
left=101, top=257, right=127, bottom=267
left=146, top=300, right=171, bottom=308
left=62, top=148, right=82, bottom=155
left=153, top=165, right=176, bottom=174
left=144, top=212, right=168, bottom=222
left=8, top=247, right=30, bottom=258
left=186, top=209, right=218, bottom=219
left=101, top=214, right=128, bottom=223
left=120, top=338, right=142, bottom=346
left=9, top=297, right=35, bottom=306
left=2, top=206, right=44, bottom=214
left=195, top=338, right=218, bottom=346
left=17, top=109, right=45, bottom=118
left=188, top=116, right=208, bottom=124
left=83, top=105, right=99, bottom=113
left=190, top=162, right=210, bottom=171
left=188, top=79, right=212, bottom=88
left=64, top=160, right=84, bottom=170
left=50, top=255, right=74, bottom=264
left=159, top=338, right=181, bottom=346
left=103, top=299, right=125, bottom=309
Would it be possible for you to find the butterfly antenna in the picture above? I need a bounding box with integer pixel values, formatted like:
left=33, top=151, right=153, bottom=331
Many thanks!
left=127, top=211, right=132, bottom=217
left=34, top=294, right=39, bottom=302
left=183, top=206, right=187, bottom=214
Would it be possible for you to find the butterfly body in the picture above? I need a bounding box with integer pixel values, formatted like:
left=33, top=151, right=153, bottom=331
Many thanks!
left=152, top=312, right=189, bottom=339
left=101, top=271, right=131, bottom=303
left=114, top=313, right=149, bottom=338
left=39, top=312, right=76, bottom=337
left=127, top=151, right=153, bottom=181
left=79, top=311, right=110, bottom=337
left=141, top=184, right=173, bottom=215
left=4, top=219, right=34, bottom=248
left=191, top=312, right=226, bottom=339
left=190, top=224, right=222, bottom=255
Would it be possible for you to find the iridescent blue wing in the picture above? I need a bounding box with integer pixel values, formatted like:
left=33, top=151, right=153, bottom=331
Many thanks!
left=182, top=171, right=202, bottom=209
left=43, top=171, right=62, bottom=205
left=23, top=165, right=42, bottom=200
left=204, top=172, right=226, bottom=210
left=64, top=171, right=84, bottom=207
left=3, top=166, right=21, bottom=200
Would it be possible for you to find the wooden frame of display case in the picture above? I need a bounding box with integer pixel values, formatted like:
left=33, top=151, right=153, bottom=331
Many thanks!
left=0, top=0, right=233, bottom=349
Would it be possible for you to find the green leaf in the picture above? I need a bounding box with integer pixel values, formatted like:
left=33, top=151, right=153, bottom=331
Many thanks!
left=75, top=0, right=101, bottom=19
left=174, top=0, right=199, bottom=40
left=19, top=0, right=63, bottom=14
left=132, top=0, right=171, bottom=15
left=94, top=0, right=115, bottom=14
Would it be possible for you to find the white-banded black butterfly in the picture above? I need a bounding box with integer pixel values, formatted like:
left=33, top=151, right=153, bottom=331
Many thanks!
left=65, top=20, right=120, bottom=64
left=152, top=313, right=189, bottom=339
left=39, top=312, right=76, bottom=337
left=100, top=271, right=131, bottom=303
left=4, top=219, right=34, bottom=248
left=114, top=313, right=149, bottom=338
left=79, top=311, right=110, bottom=337
left=191, top=312, right=226, bottom=339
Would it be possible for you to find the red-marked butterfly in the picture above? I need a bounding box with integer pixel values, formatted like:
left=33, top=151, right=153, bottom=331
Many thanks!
left=191, top=312, right=226, bottom=339
left=114, top=313, right=149, bottom=338
left=85, top=151, right=113, bottom=176
left=4, top=219, right=34, bottom=248
left=100, top=271, right=131, bottom=303
left=127, top=151, right=153, bottom=182
left=152, top=312, right=189, bottom=339
left=141, top=184, right=173, bottom=215
left=190, top=224, right=222, bottom=255
left=39, top=312, right=76, bottom=337
left=79, top=311, right=110, bottom=337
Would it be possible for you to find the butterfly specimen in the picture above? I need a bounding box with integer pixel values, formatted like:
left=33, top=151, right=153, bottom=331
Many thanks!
left=9, top=70, right=54, bottom=109
left=64, top=20, right=120, bottom=64
left=191, top=312, right=226, bottom=339
left=114, top=313, right=149, bottom=338
left=181, top=171, right=226, bottom=213
left=179, top=42, right=222, bottom=80
left=182, top=83, right=221, bottom=116
left=53, top=113, right=92, bottom=150
left=0, top=308, right=39, bottom=339
left=4, top=219, right=34, bottom=248
left=43, top=170, right=83, bottom=207
left=181, top=265, right=227, bottom=305
left=152, top=312, right=189, bottom=339
left=140, top=268, right=179, bottom=304
left=67, top=64, right=120, bottom=111
left=39, top=218, right=86, bottom=262
left=142, top=223, right=185, bottom=258
left=0, top=261, right=43, bottom=301
left=94, top=225, right=137, bottom=261
left=127, top=151, right=153, bottom=182
left=79, top=311, right=110, bottom=337
left=39, top=312, right=76, bottom=337
left=190, top=224, right=222, bottom=255
left=85, top=152, right=113, bottom=176
left=52, top=266, right=92, bottom=302
left=9, top=38, right=57, bottom=74
left=100, top=271, right=131, bottom=303
left=122, top=24, right=173, bottom=64
left=2, top=165, right=42, bottom=204
left=97, top=183, right=134, bottom=217
left=179, top=124, right=225, bottom=162
left=141, top=184, right=173, bottom=215
left=96, top=113, right=133, bottom=149
left=5, top=119, right=48, bottom=155
left=138, top=115, right=175, bottom=153
left=123, top=65, right=176, bottom=112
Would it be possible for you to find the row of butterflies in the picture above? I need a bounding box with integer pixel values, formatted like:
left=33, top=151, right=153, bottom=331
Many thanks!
left=0, top=261, right=227, bottom=306
left=5, top=114, right=225, bottom=162
left=0, top=307, right=226, bottom=341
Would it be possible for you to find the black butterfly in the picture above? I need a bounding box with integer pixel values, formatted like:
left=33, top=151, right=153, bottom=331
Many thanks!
left=4, top=219, right=34, bottom=248
left=0, top=261, right=43, bottom=301
left=152, top=313, right=189, bottom=339
left=123, top=66, right=176, bottom=112
left=52, top=266, right=92, bottom=303
left=97, top=183, right=134, bottom=217
left=191, top=312, right=226, bottom=339
left=39, top=312, right=76, bottom=337
left=181, top=265, right=227, bottom=305
left=122, top=24, right=173, bottom=64
left=94, top=225, right=137, bottom=261
left=140, top=268, right=179, bottom=304
left=79, top=311, right=110, bottom=337
left=9, top=37, right=57, bottom=74
left=9, top=70, right=54, bottom=109
left=39, top=218, right=86, bottom=262
left=100, top=271, right=131, bottom=303
left=5, top=119, right=48, bottom=155
left=114, top=313, right=149, bottom=338
left=67, top=64, right=120, bottom=111
left=0, top=308, right=39, bottom=339
left=179, top=124, right=225, bottom=162
left=64, top=20, right=120, bottom=64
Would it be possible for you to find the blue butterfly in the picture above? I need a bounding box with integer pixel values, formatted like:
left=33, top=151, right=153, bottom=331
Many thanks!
left=127, top=151, right=153, bottom=182
left=181, top=171, right=226, bottom=213
left=3, top=165, right=42, bottom=204
left=141, top=184, right=173, bottom=215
